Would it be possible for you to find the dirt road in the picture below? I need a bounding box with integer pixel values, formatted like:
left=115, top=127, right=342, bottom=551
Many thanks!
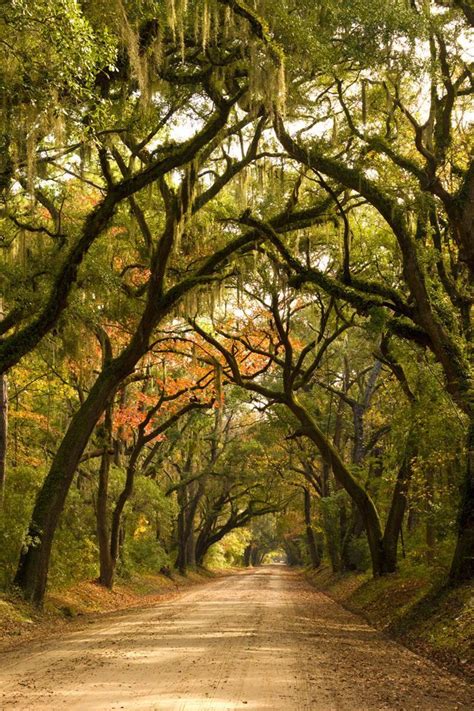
left=0, top=567, right=471, bottom=710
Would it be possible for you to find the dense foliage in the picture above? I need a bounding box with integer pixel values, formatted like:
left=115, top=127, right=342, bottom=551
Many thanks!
left=0, top=0, right=472, bottom=605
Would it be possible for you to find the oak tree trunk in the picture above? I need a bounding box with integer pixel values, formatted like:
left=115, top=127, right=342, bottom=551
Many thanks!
left=289, top=397, right=389, bottom=576
left=14, top=359, right=138, bottom=605
left=97, top=403, right=114, bottom=588
left=0, top=372, right=7, bottom=505
left=449, top=419, right=474, bottom=583
left=303, top=487, right=320, bottom=569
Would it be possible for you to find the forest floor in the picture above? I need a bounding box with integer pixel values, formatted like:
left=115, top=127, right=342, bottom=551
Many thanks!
left=306, top=563, right=474, bottom=681
left=0, top=566, right=472, bottom=710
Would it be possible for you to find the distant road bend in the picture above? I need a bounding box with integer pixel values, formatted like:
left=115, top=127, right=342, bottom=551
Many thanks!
left=0, top=567, right=472, bottom=710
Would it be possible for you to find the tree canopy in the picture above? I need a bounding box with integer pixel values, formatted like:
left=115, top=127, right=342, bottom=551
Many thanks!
left=0, top=0, right=472, bottom=606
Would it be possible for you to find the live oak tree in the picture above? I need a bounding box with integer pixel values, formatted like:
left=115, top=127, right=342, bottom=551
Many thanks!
left=93, top=346, right=215, bottom=588
left=162, top=387, right=285, bottom=571
left=221, top=0, right=473, bottom=582
left=189, top=273, right=412, bottom=575
left=0, top=0, right=472, bottom=605
left=0, top=0, right=283, bottom=374
left=10, top=0, right=301, bottom=604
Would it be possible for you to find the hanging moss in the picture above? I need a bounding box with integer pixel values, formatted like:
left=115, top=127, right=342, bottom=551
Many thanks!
left=177, top=0, right=188, bottom=61
left=276, top=59, right=286, bottom=115
left=361, top=79, right=368, bottom=125
left=25, top=127, right=37, bottom=197
left=151, top=26, right=164, bottom=73
left=115, top=0, right=149, bottom=101
left=166, top=0, right=177, bottom=43
left=202, top=0, right=211, bottom=50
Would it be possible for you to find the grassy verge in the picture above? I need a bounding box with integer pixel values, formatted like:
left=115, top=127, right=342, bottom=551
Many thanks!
left=0, top=568, right=220, bottom=651
left=306, top=562, right=473, bottom=681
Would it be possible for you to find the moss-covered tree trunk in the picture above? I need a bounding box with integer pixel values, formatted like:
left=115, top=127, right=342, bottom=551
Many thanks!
left=14, top=366, right=125, bottom=605
left=288, top=396, right=390, bottom=576
left=13, top=278, right=168, bottom=605
left=275, top=114, right=474, bottom=582
left=284, top=538, right=303, bottom=566
left=243, top=543, right=255, bottom=566
left=182, top=482, right=202, bottom=570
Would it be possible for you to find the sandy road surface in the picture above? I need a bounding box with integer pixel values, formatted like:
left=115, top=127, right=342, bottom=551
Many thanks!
left=0, top=567, right=472, bottom=710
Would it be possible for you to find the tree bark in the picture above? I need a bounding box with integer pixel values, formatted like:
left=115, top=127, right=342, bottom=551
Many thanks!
left=13, top=154, right=259, bottom=605
left=175, top=486, right=188, bottom=574
left=186, top=530, right=196, bottom=568
left=303, top=487, right=320, bottom=568
left=96, top=395, right=114, bottom=588
left=0, top=296, right=7, bottom=504
left=284, top=538, right=303, bottom=566
left=243, top=543, right=254, bottom=566
left=0, top=372, right=7, bottom=505
left=382, top=453, right=413, bottom=572
left=425, top=466, right=436, bottom=564
left=109, top=448, right=139, bottom=578
left=14, top=366, right=125, bottom=605
left=449, top=418, right=474, bottom=583
left=182, top=481, right=202, bottom=570
left=288, top=396, right=389, bottom=576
